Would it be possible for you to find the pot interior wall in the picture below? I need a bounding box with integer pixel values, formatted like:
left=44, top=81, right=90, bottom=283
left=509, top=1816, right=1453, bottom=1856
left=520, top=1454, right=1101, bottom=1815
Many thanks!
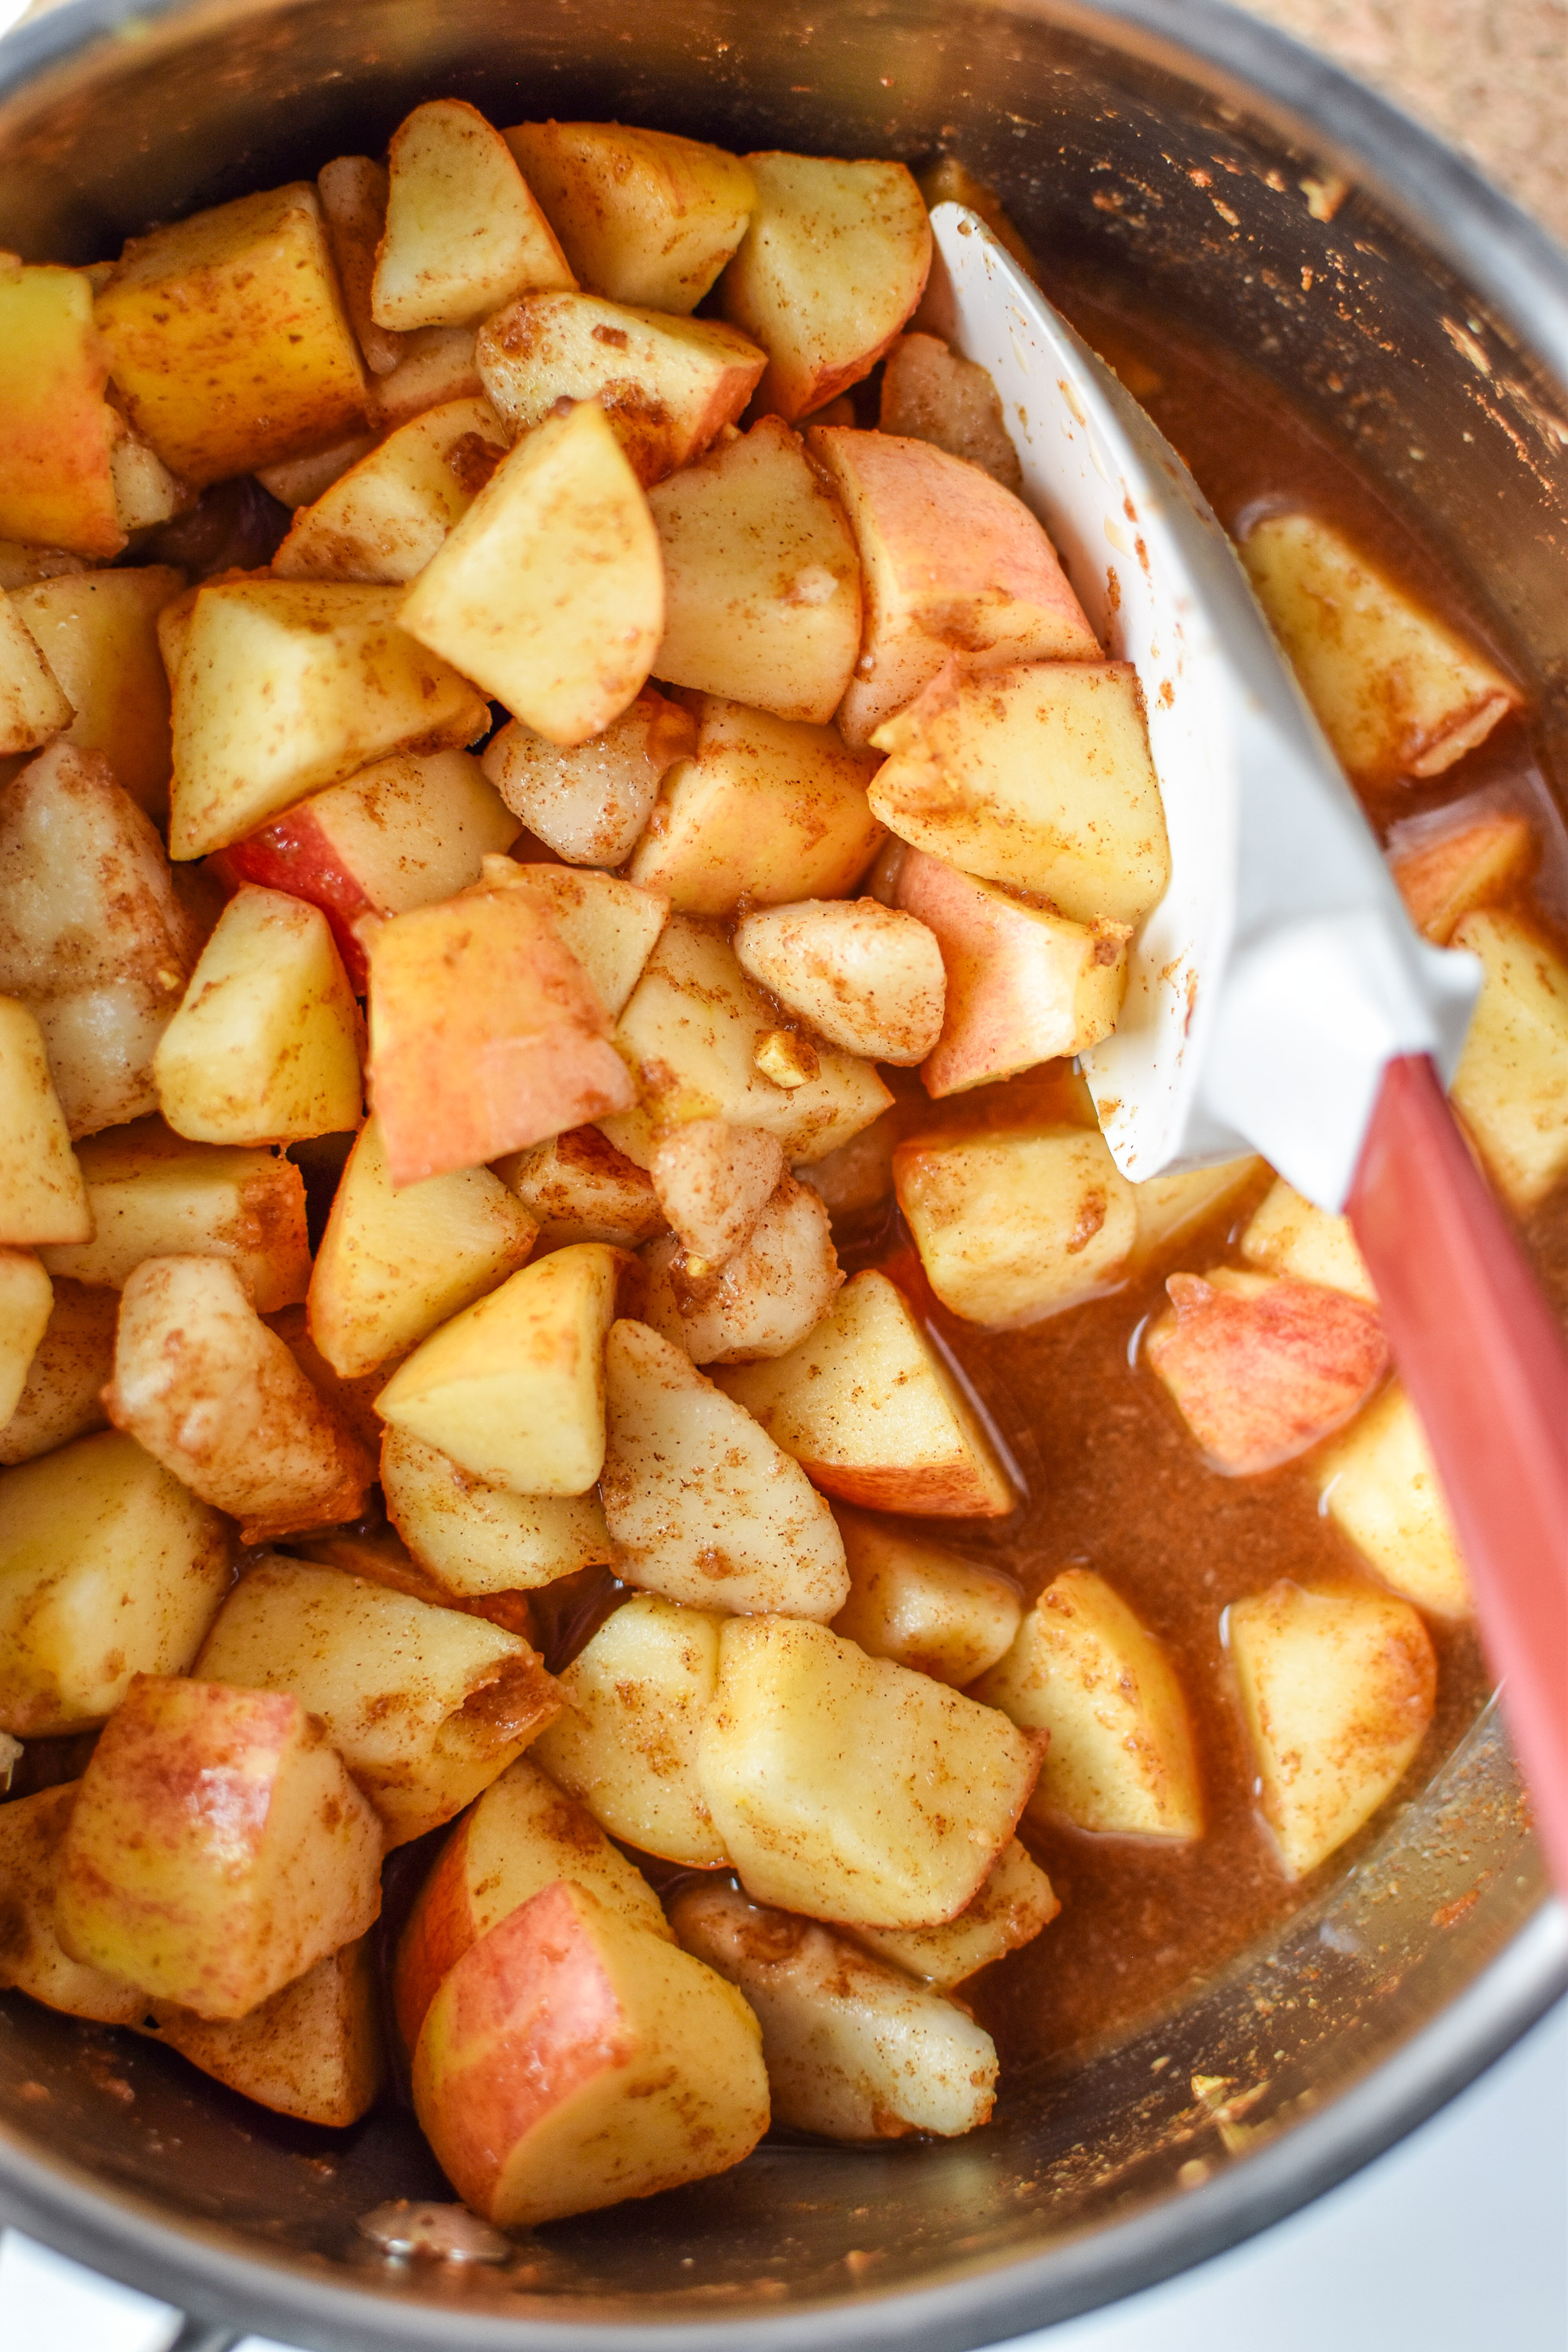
left=0, top=0, right=1561, bottom=2337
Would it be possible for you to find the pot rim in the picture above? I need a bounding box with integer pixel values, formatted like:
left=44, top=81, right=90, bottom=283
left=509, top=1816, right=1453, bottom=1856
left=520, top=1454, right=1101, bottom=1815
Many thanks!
left=2, top=0, right=1567, bottom=2342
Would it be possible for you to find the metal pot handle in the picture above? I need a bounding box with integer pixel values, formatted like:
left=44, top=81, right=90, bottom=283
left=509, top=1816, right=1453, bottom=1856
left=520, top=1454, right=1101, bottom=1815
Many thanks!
left=166, top=2318, right=240, bottom=2352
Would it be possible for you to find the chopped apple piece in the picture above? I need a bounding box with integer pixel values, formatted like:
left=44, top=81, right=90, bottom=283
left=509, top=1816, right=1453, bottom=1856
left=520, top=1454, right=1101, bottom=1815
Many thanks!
left=1449, top=907, right=1568, bottom=1208
left=145, top=1936, right=383, bottom=2126
left=1390, top=808, right=1535, bottom=944
left=372, top=99, right=573, bottom=332
left=532, top=1592, right=730, bottom=1864
left=733, top=897, right=946, bottom=1067
left=879, top=331, right=1023, bottom=492
left=844, top=1838, right=1058, bottom=1986
left=0, top=998, right=91, bottom=1245
left=412, top=1879, right=768, bottom=2225
left=106, top=1253, right=373, bottom=1542
left=0, top=1277, right=116, bottom=1465
left=642, top=1174, right=843, bottom=1364
left=153, top=886, right=362, bottom=1147
left=309, top=1116, right=534, bottom=1381
left=1241, top=512, right=1519, bottom=786
left=1240, top=1175, right=1375, bottom=1302
left=476, top=291, right=764, bottom=485
left=289, top=1523, right=538, bottom=1641
left=400, top=398, right=661, bottom=744
left=96, top=184, right=368, bottom=486
left=475, top=858, right=668, bottom=1018
left=624, top=693, right=882, bottom=916
left=1228, top=1580, right=1437, bottom=1877
left=482, top=690, right=694, bottom=867
left=870, top=659, right=1171, bottom=926
left=367, top=325, right=483, bottom=430
left=196, top=1553, right=558, bottom=1844
left=647, top=416, right=863, bottom=724
left=830, top=1506, right=1020, bottom=1686
left=894, top=1122, right=1137, bottom=1325
left=374, top=1241, right=622, bottom=1494
left=0, top=260, right=122, bottom=557
left=616, top=915, right=893, bottom=1163
left=0, top=1426, right=228, bottom=1736
left=973, top=1570, right=1202, bottom=1839
left=366, top=888, right=633, bottom=1188
left=382, top=1423, right=612, bottom=1596
left=1129, top=1155, right=1266, bottom=1267
left=497, top=1124, right=663, bottom=1251
left=1319, top=1383, right=1471, bottom=1617
left=0, top=1251, right=51, bottom=1427
left=0, top=545, right=90, bottom=592
left=719, top=1268, right=1014, bottom=1515
left=9, top=566, right=183, bottom=819
left=1146, top=1267, right=1387, bottom=1475
left=0, top=743, right=202, bottom=1135
left=671, top=1879, right=997, bottom=2138
left=263, top=430, right=381, bottom=511
left=810, top=429, right=1099, bottom=745
left=0, top=590, right=72, bottom=757
left=795, top=1110, right=898, bottom=1224
left=273, top=396, right=509, bottom=583
left=893, top=850, right=1128, bottom=1093
left=650, top=1119, right=782, bottom=1264
left=0, top=1782, right=145, bottom=2025
left=600, top=1318, right=848, bottom=1614
left=169, top=578, right=488, bottom=860
left=699, top=1615, right=1041, bottom=1926
left=54, top=1674, right=383, bottom=2017
left=394, top=1752, right=671, bottom=2050
left=505, top=122, right=756, bottom=312
left=720, top=152, right=932, bottom=420
left=211, top=746, right=520, bottom=991
left=317, top=154, right=405, bottom=375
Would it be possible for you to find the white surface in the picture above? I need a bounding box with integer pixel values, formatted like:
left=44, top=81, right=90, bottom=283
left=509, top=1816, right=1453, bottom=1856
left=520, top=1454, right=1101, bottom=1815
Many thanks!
left=3, top=1997, right=1565, bottom=2351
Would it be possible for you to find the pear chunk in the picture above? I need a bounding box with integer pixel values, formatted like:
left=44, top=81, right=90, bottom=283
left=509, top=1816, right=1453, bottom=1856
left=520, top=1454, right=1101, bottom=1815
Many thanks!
left=649, top=1118, right=783, bottom=1264
left=496, top=1125, right=664, bottom=1252
left=878, top=330, right=1023, bottom=492
left=733, top=897, right=946, bottom=1066
left=372, top=99, right=574, bottom=332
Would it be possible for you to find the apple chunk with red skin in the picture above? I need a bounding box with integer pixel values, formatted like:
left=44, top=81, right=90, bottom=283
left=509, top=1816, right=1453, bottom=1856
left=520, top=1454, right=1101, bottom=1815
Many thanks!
left=412, top=1878, right=769, bottom=2226
left=1145, top=1267, right=1388, bottom=1475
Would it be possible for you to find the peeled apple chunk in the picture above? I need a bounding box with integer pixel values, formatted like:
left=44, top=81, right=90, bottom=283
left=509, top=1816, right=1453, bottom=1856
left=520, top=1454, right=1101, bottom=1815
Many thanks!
left=0, top=1250, right=51, bottom=1426
left=1390, top=808, right=1534, bottom=946
left=504, top=121, right=756, bottom=313
left=308, top=1116, right=536, bottom=1382
left=650, top=1118, right=783, bottom=1264
left=717, top=1268, right=1014, bottom=1516
left=316, top=152, right=404, bottom=376
left=869, top=658, right=1171, bottom=927
left=733, top=897, right=947, bottom=1067
left=0, top=1427, right=230, bottom=1736
left=381, top=1426, right=612, bottom=1594
left=393, top=1752, right=672, bottom=2051
left=893, top=1122, right=1138, bottom=1326
left=1318, top=1383, right=1471, bottom=1619
left=1240, top=1175, right=1376, bottom=1303
left=411, top=1879, right=769, bottom=2227
left=878, top=330, right=1024, bottom=492
left=497, top=1125, right=664, bottom=1252
left=600, top=1318, right=850, bottom=1617
left=0, top=588, right=72, bottom=757
left=96, top=184, right=369, bottom=487
left=374, top=1242, right=622, bottom=1495
left=1129, top=1156, right=1265, bottom=1269
left=365, top=887, right=634, bottom=1188
left=0, top=1782, right=145, bottom=2025
left=1145, top=1267, right=1389, bottom=1476
left=531, top=1592, right=729, bottom=1865
left=640, top=1172, right=843, bottom=1365
left=0, top=1277, right=117, bottom=1467
left=646, top=416, right=864, bottom=725
left=399, top=398, right=663, bottom=746
left=168, top=579, right=488, bottom=859
left=0, top=261, right=120, bottom=557
left=0, top=998, right=91, bottom=1246
left=371, top=100, right=575, bottom=332
left=807, top=426, right=1099, bottom=746
left=144, top=1936, right=384, bottom=2128
left=194, top=1554, right=560, bottom=1846
left=670, top=1879, right=998, bottom=2140
left=829, top=1505, right=1021, bottom=1687
left=972, top=1570, right=1203, bottom=1841
left=9, top=565, right=185, bottom=821
left=697, top=1615, right=1044, bottom=1928
left=720, top=152, right=933, bottom=421
left=54, top=1673, right=384, bottom=2019
left=106, top=1253, right=374, bottom=1544
left=273, top=395, right=511, bottom=584
left=153, top=887, right=363, bottom=1147
left=844, top=1838, right=1059, bottom=1987
left=1227, top=1580, right=1437, bottom=1879
left=482, top=690, right=695, bottom=867
left=1447, top=907, right=1568, bottom=1209
left=1240, top=511, right=1518, bottom=786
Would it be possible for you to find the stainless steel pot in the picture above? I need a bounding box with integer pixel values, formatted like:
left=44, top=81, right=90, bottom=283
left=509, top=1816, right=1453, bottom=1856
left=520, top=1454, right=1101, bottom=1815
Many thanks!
left=2, top=5, right=1566, bottom=2344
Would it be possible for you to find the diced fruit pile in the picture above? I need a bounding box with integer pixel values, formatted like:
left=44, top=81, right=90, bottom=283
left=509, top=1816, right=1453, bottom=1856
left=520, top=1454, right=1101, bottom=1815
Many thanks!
left=1, top=103, right=1563, bottom=2238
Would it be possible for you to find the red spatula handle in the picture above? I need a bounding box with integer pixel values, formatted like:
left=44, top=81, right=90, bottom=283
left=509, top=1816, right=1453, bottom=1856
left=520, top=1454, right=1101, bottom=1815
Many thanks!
left=1347, top=1053, right=1568, bottom=1892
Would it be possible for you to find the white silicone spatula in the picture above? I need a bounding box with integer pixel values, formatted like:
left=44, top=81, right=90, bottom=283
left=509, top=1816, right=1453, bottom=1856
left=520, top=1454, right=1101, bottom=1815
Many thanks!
left=923, top=202, right=1568, bottom=1888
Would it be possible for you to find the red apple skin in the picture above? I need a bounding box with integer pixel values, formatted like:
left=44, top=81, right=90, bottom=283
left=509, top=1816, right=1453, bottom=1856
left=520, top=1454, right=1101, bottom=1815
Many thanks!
left=393, top=1808, right=479, bottom=2055
left=1145, top=1273, right=1389, bottom=1475
left=211, top=815, right=376, bottom=988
